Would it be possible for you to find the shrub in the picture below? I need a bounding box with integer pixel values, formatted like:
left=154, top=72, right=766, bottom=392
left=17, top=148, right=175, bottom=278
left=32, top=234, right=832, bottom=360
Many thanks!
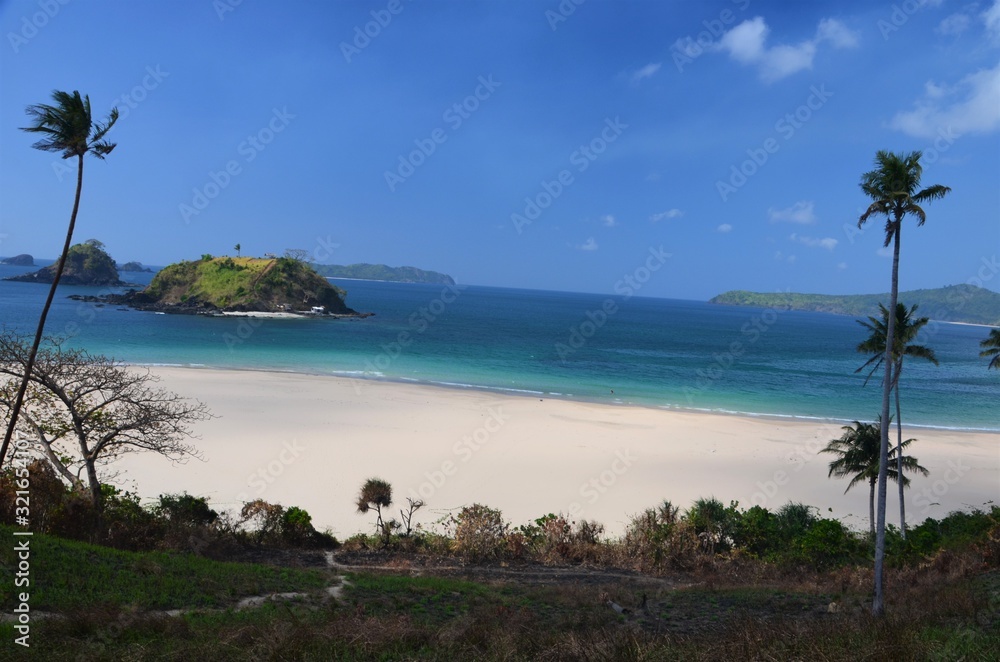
left=155, top=493, right=218, bottom=527
left=685, top=497, right=739, bottom=553
left=795, top=518, right=867, bottom=569
left=240, top=499, right=286, bottom=545
left=451, top=504, right=509, bottom=562
left=624, top=501, right=699, bottom=570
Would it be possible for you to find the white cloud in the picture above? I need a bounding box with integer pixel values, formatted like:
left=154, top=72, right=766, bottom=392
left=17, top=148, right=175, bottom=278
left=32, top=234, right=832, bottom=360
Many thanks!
left=576, top=237, right=598, bottom=251
left=768, top=201, right=817, bottom=224
left=837, top=262, right=848, bottom=271
left=876, top=246, right=893, bottom=258
left=790, top=233, right=837, bottom=250
left=717, top=223, right=733, bottom=233
left=601, top=214, right=618, bottom=227
left=650, top=208, right=683, bottom=222
left=985, top=0, right=1000, bottom=42
left=889, top=63, right=1000, bottom=138
left=712, top=17, right=858, bottom=83
left=937, top=12, right=972, bottom=36
left=630, top=62, right=662, bottom=83
left=816, top=17, right=860, bottom=48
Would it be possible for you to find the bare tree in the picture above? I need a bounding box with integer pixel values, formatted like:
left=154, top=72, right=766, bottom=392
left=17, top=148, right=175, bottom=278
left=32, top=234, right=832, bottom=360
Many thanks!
left=0, top=332, right=210, bottom=511
left=283, top=248, right=309, bottom=263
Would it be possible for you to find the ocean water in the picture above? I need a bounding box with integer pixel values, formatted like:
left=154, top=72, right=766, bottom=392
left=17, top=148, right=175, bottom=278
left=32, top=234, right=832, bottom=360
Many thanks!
left=0, top=264, right=996, bottom=431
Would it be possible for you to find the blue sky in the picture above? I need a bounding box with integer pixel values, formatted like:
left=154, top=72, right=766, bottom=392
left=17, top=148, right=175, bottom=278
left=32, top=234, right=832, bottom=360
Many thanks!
left=0, top=0, right=997, bottom=300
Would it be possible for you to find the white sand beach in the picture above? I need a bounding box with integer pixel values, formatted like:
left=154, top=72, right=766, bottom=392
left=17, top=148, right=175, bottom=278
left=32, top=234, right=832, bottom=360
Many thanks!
left=115, top=367, right=1000, bottom=538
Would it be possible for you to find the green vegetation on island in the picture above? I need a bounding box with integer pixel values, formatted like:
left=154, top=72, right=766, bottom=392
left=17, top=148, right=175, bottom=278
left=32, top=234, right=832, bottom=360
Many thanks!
left=0, top=253, right=34, bottom=266
left=710, top=284, right=1000, bottom=326
left=4, top=240, right=124, bottom=286
left=311, top=262, right=455, bottom=285
left=134, top=254, right=357, bottom=314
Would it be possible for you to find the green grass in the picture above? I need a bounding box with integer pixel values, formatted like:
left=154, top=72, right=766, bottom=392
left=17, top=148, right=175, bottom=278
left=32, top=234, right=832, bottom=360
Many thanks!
left=0, top=525, right=326, bottom=611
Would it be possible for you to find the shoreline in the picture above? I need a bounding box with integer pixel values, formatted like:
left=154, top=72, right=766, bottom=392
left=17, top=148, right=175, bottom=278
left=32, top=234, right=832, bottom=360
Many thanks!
left=133, top=362, right=1000, bottom=434
left=113, top=366, right=1000, bottom=539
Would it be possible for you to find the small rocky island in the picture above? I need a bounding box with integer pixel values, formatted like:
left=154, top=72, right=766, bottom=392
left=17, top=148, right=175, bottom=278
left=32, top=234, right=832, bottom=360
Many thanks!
left=4, top=241, right=127, bottom=286
left=77, top=254, right=367, bottom=317
left=117, top=261, right=153, bottom=273
left=0, top=253, right=34, bottom=266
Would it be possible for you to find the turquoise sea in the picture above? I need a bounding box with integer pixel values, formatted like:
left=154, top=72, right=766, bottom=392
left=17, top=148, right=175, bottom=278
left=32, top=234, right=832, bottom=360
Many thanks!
left=1, top=263, right=996, bottom=432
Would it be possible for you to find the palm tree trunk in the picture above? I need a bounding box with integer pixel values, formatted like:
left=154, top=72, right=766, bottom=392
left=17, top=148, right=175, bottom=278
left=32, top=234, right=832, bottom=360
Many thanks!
left=873, top=220, right=901, bottom=617
left=0, top=154, right=85, bottom=467
left=895, top=362, right=906, bottom=539
left=869, top=477, right=876, bottom=540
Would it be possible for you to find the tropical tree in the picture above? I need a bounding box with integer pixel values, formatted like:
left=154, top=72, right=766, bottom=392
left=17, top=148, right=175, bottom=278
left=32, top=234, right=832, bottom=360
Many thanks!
left=820, top=419, right=928, bottom=539
left=234, top=243, right=241, bottom=257
left=0, top=332, right=209, bottom=513
left=356, top=477, right=397, bottom=544
left=0, top=91, right=118, bottom=469
left=856, top=302, right=938, bottom=538
left=981, top=328, right=1000, bottom=370
left=857, top=149, right=949, bottom=615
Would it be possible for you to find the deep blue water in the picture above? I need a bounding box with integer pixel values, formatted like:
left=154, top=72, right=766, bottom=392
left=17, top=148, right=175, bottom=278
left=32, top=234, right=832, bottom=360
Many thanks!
left=0, top=263, right=996, bottom=431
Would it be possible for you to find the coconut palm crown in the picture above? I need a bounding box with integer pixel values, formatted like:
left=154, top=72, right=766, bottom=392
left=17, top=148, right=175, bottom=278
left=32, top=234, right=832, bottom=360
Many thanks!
left=981, top=328, right=1000, bottom=370
left=0, top=91, right=118, bottom=470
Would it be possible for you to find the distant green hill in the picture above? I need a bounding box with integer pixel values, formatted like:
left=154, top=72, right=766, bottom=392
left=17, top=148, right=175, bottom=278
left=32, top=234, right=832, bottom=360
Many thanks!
left=709, top=285, right=1000, bottom=326
left=311, top=262, right=454, bottom=285
left=4, top=241, right=123, bottom=286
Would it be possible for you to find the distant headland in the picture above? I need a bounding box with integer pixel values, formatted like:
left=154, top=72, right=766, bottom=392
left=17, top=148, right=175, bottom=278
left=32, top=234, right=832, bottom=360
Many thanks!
left=312, top=262, right=454, bottom=285
left=4, top=241, right=126, bottom=286
left=0, top=253, right=34, bottom=266
left=710, top=285, right=1000, bottom=326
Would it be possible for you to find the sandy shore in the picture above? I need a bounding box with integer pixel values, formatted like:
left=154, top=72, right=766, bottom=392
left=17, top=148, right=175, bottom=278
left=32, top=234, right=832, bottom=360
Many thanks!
left=115, top=367, right=1000, bottom=539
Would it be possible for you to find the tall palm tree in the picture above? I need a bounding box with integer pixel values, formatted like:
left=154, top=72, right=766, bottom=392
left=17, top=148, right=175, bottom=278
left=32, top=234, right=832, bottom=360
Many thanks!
left=981, top=328, right=1000, bottom=370
left=0, top=91, right=118, bottom=469
left=820, top=419, right=928, bottom=539
left=857, top=150, right=949, bottom=616
left=856, top=303, right=938, bottom=538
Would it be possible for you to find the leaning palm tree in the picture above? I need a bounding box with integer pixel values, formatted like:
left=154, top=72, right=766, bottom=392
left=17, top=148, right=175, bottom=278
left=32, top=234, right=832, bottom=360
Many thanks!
left=0, top=91, right=118, bottom=469
left=981, top=328, right=1000, bottom=370
left=856, top=302, right=938, bottom=538
left=857, top=150, right=949, bottom=616
left=820, top=419, right=927, bottom=539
